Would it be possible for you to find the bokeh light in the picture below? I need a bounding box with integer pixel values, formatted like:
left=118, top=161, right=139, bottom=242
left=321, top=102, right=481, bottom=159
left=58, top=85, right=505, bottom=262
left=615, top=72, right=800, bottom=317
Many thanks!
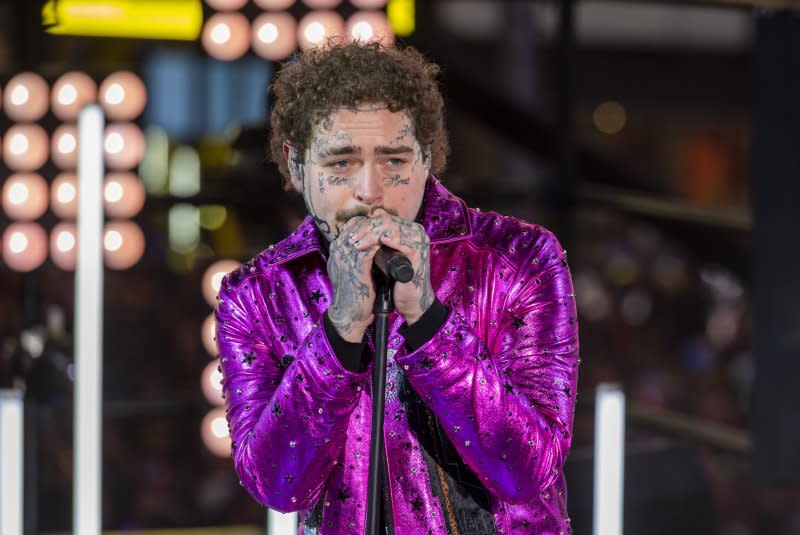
left=103, top=221, right=145, bottom=270
left=3, top=72, right=49, bottom=122
left=50, top=222, right=78, bottom=271
left=104, top=172, right=146, bottom=218
left=2, top=173, right=48, bottom=221
left=2, top=223, right=48, bottom=272
left=298, top=11, right=345, bottom=50
left=205, top=0, right=248, bottom=9
left=302, top=0, right=341, bottom=7
left=202, top=13, right=251, bottom=61
left=252, top=12, right=298, bottom=61
left=202, top=313, right=218, bottom=356
left=254, top=0, right=295, bottom=8
left=2, top=124, right=49, bottom=172
left=201, top=360, right=225, bottom=406
left=351, top=0, right=388, bottom=7
left=202, top=259, right=241, bottom=307
left=346, top=11, right=394, bottom=46
left=104, top=123, right=146, bottom=170
left=51, top=173, right=78, bottom=219
left=593, top=101, right=627, bottom=135
left=99, top=71, right=147, bottom=121
left=51, top=72, right=97, bottom=121
left=201, top=407, right=231, bottom=458
left=51, top=124, right=79, bottom=170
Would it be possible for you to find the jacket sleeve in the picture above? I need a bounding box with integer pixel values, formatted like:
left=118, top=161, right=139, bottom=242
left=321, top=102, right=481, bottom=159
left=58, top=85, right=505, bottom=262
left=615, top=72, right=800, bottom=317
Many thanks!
left=215, top=270, right=369, bottom=512
left=393, top=229, right=579, bottom=504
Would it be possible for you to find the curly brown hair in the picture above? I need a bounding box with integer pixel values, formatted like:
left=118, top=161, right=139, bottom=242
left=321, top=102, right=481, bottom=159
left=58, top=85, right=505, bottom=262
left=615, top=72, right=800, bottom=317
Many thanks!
left=269, top=42, right=449, bottom=188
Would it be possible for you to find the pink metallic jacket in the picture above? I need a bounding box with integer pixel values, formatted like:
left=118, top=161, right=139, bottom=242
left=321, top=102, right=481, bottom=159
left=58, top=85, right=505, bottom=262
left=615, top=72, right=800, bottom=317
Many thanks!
left=216, top=178, right=580, bottom=534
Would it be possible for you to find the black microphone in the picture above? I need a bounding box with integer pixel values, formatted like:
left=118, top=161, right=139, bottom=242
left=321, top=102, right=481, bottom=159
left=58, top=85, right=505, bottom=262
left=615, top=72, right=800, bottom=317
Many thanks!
left=374, top=247, right=413, bottom=283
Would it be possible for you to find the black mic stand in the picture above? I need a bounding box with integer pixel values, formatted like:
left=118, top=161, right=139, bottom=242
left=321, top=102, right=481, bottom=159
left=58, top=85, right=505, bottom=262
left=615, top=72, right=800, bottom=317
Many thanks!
left=366, top=272, right=393, bottom=535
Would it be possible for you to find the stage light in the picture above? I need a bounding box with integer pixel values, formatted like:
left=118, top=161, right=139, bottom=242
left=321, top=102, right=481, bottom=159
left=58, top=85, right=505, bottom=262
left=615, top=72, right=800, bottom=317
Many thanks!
left=593, top=383, right=626, bottom=535
left=2, top=173, right=48, bottom=221
left=199, top=205, right=227, bottom=230
left=103, top=123, right=145, bottom=170
left=52, top=72, right=97, bottom=121
left=351, top=0, right=387, bottom=7
left=302, top=0, right=341, bottom=7
left=50, top=222, right=78, bottom=271
left=42, top=0, right=203, bottom=41
left=387, top=0, right=414, bottom=37
left=51, top=173, right=79, bottom=219
left=52, top=124, right=79, bottom=169
left=3, top=73, right=49, bottom=122
left=0, top=389, right=23, bottom=535
left=168, top=204, right=199, bottom=253
left=593, top=101, right=627, bottom=135
left=202, top=313, right=218, bottom=356
left=252, top=12, right=298, bottom=61
left=99, top=71, right=146, bottom=121
left=202, top=12, right=250, bottom=61
left=254, top=0, right=295, bottom=8
left=103, top=172, right=145, bottom=218
left=201, top=407, right=231, bottom=458
left=298, top=11, right=344, bottom=50
left=3, top=124, right=49, bottom=172
left=202, top=259, right=241, bottom=307
left=346, top=11, right=394, bottom=46
left=201, top=360, right=225, bottom=405
left=103, top=221, right=145, bottom=270
left=168, top=145, right=200, bottom=197
left=205, top=0, right=248, bottom=9
left=2, top=223, right=48, bottom=272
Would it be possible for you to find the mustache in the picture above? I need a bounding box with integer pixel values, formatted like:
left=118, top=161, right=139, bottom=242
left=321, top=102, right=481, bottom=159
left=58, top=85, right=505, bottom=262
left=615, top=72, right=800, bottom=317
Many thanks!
left=335, top=206, right=398, bottom=223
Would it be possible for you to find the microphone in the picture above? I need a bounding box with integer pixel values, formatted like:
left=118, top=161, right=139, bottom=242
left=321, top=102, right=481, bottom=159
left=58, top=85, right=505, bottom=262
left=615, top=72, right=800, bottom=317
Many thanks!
left=374, top=247, right=413, bottom=283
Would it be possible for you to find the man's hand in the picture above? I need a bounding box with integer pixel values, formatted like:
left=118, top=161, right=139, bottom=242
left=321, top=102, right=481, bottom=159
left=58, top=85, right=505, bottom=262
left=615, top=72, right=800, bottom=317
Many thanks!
left=347, top=209, right=434, bottom=326
left=326, top=217, right=380, bottom=343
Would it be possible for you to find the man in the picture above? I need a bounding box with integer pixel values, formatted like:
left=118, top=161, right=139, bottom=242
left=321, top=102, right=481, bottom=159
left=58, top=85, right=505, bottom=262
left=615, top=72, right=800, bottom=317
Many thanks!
left=216, top=42, right=579, bottom=534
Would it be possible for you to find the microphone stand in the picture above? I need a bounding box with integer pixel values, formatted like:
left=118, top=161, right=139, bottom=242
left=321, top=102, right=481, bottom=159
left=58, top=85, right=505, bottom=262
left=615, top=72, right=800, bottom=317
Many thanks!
left=366, top=272, right=393, bottom=535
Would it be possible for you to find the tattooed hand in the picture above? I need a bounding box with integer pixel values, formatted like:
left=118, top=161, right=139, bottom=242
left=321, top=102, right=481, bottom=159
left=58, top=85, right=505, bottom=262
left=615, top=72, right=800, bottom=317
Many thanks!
left=347, top=209, right=434, bottom=326
left=326, top=216, right=381, bottom=343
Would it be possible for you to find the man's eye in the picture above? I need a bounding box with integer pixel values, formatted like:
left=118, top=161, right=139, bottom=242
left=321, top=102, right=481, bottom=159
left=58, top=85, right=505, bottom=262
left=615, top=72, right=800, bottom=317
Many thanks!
left=387, top=158, right=406, bottom=166
left=331, top=160, right=350, bottom=169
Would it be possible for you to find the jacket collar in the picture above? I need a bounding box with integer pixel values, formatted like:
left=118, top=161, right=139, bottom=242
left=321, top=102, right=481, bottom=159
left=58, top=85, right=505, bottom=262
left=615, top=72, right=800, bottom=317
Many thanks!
left=268, top=176, right=472, bottom=266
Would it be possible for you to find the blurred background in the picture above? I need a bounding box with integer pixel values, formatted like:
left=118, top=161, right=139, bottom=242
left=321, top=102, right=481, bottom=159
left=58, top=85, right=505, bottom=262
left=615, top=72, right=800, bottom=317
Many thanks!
left=0, top=0, right=799, bottom=533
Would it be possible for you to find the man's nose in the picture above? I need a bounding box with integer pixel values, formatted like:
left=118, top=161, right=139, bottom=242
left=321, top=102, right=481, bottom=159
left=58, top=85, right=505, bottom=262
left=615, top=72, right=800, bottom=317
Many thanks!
left=354, top=165, right=383, bottom=206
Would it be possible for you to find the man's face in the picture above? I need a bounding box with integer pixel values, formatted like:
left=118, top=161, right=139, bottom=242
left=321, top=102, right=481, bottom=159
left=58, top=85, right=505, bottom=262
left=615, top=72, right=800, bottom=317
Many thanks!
left=286, top=105, right=430, bottom=242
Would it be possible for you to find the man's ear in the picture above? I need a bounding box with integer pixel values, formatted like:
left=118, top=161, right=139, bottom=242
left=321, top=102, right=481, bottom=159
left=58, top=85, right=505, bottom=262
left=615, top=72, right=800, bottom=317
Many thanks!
left=283, top=141, right=303, bottom=192
left=422, top=146, right=432, bottom=171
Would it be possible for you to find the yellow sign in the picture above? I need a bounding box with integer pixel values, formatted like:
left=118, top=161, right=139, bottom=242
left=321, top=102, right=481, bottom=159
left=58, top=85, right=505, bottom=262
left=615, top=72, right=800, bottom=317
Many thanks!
left=42, top=0, right=203, bottom=40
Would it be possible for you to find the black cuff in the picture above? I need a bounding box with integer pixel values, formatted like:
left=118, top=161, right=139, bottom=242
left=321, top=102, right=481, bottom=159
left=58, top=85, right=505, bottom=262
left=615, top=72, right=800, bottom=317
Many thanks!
left=323, top=313, right=369, bottom=373
left=398, top=297, right=449, bottom=352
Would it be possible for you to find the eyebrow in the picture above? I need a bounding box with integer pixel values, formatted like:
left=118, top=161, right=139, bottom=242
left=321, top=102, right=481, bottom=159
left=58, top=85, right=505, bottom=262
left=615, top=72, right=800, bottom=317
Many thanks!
left=317, top=145, right=415, bottom=158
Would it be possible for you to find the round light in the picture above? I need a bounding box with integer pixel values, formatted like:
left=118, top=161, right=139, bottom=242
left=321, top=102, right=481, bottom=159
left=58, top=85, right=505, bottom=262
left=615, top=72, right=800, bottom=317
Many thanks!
left=201, top=360, right=225, bottom=405
left=51, top=173, right=78, bottom=219
left=99, top=71, right=147, bottom=120
left=103, top=172, right=146, bottom=218
left=4, top=73, right=49, bottom=122
left=103, top=123, right=145, bottom=170
left=593, top=100, right=627, bottom=135
left=2, top=173, right=48, bottom=220
left=202, top=259, right=241, bottom=307
left=254, top=0, right=295, bottom=8
left=2, top=124, right=48, bottom=172
left=302, top=0, right=341, bottom=7
left=202, top=314, right=218, bottom=356
left=50, top=222, right=78, bottom=271
left=52, top=72, right=97, bottom=121
left=2, top=223, right=48, bottom=272
left=51, top=124, right=79, bottom=170
left=103, top=221, right=145, bottom=270
left=202, top=13, right=251, bottom=61
left=205, top=0, right=248, bottom=9
left=201, top=408, right=231, bottom=458
left=252, top=12, right=298, bottom=61
left=298, top=11, right=345, bottom=50
left=350, top=0, right=388, bottom=7
left=346, top=11, right=394, bottom=46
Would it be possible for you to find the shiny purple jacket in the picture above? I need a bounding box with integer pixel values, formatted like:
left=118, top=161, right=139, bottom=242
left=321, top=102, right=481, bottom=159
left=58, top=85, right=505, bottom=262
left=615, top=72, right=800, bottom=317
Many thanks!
left=216, top=178, right=580, bottom=534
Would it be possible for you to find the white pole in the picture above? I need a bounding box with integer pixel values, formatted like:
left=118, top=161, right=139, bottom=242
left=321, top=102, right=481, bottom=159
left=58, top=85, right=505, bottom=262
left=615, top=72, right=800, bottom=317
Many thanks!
left=593, top=383, right=626, bottom=535
left=0, top=389, right=24, bottom=535
left=74, top=104, right=104, bottom=535
left=267, top=509, right=299, bottom=535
